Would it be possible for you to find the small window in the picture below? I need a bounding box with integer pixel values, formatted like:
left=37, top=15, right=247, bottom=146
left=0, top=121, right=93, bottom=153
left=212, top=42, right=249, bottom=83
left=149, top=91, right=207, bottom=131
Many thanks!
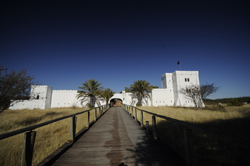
left=159, top=101, right=161, bottom=103
left=58, top=103, right=59, bottom=105
left=156, top=101, right=157, bottom=103
left=185, top=78, right=190, bottom=82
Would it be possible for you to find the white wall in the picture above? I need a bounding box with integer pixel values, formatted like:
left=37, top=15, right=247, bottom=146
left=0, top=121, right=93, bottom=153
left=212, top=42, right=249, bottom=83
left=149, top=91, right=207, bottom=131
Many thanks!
left=9, top=100, right=47, bottom=110
left=122, top=91, right=134, bottom=105
left=51, top=90, right=83, bottom=108
left=151, top=89, right=174, bottom=106
left=51, top=90, right=106, bottom=108
left=9, top=85, right=52, bottom=110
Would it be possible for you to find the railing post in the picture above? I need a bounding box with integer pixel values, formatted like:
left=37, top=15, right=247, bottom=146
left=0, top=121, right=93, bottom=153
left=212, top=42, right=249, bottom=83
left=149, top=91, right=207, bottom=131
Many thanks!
left=184, top=127, right=193, bottom=166
left=94, top=108, right=97, bottom=122
left=99, top=107, right=101, bottom=117
left=21, top=131, right=36, bottom=166
left=135, top=108, right=137, bottom=121
left=152, top=116, right=157, bottom=140
left=140, top=110, right=144, bottom=127
left=86, top=111, right=90, bottom=129
left=131, top=107, right=133, bottom=117
left=69, top=116, right=76, bottom=143
left=146, top=121, right=149, bottom=133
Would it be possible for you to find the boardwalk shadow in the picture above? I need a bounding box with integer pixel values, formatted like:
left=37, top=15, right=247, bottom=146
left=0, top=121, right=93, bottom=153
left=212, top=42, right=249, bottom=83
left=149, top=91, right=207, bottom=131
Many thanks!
left=127, top=133, right=186, bottom=166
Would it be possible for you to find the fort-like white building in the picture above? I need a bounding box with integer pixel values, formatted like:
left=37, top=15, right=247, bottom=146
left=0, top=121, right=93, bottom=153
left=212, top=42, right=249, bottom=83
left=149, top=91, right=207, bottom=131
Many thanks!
left=9, top=71, right=202, bottom=110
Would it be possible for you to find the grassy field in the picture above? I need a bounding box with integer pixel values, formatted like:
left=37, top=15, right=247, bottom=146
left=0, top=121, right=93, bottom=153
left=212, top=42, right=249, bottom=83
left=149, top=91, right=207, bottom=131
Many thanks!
left=1, top=104, right=249, bottom=166
left=132, top=104, right=250, bottom=166
left=0, top=107, right=105, bottom=166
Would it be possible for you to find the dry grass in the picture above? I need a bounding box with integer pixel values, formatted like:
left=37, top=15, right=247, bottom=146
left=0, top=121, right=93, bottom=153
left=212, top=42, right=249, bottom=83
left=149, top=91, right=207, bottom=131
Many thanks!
left=130, top=104, right=250, bottom=166
left=0, top=107, right=105, bottom=166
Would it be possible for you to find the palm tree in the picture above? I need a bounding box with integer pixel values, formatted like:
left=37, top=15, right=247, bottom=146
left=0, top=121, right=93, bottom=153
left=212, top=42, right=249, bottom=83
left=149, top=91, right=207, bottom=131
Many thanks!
left=129, top=80, right=153, bottom=106
left=77, top=79, right=104, bottom=107
left=101, top=88, right=115, bottom=105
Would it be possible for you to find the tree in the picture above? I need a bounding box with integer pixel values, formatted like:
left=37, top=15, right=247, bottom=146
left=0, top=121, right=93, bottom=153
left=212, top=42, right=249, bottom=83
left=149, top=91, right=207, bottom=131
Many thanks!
left=124, top=87, right=131, bottom=92
left=152, top=85, right=159, bottom=89
left=129, top=80, right=153, bottom=106
left=200, top=83, right=219, bottom=99
left=77, top=79, right=104, bottom=108
left=0, top=67, right=37, bottom=112
left=179, top=83, right=219, bottom=109
left=101, top=88, right=115, bottom=105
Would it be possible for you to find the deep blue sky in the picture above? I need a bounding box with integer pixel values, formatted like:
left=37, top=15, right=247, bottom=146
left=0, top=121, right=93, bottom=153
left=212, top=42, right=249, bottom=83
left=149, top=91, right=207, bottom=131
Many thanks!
left=1, top=0, right=249, bottom=99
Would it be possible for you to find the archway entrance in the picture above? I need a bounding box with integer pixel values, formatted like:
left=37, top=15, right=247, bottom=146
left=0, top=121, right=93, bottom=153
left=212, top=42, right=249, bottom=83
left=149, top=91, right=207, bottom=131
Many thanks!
left=110, top=98, right=123, bottom=107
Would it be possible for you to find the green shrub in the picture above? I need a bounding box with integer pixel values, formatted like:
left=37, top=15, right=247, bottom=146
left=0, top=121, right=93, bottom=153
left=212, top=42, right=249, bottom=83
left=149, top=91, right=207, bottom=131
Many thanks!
left=87, top=103, right=94, bottom=108
left=228, top=99, right=243, bottom=106
left=218, top=104, right=225, bottom=110
left=136, top=103, right=141, bottom=106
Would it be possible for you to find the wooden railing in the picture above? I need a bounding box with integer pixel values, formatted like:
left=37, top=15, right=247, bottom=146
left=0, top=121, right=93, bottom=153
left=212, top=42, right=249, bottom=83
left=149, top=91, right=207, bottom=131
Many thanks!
left=122, top=104, right=250, bottom=166
left=0, top=105, right=109, bottom=166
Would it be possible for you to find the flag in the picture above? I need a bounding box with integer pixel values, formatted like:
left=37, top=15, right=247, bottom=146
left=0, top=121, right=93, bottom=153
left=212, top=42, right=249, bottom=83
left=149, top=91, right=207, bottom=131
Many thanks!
left=177, top=60, right=180, bottom=65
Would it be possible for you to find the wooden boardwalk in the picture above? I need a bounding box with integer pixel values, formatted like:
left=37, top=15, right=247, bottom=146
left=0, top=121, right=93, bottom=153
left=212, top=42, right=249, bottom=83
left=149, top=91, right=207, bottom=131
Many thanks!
left=53, top=107, right=186, bottom=166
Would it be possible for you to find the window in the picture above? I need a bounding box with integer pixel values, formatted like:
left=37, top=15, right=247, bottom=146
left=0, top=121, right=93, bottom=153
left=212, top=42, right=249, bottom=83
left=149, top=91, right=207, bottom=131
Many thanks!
left=185, top=78, right=190, bottom=82
left=186, top=88, right=191, bottom=93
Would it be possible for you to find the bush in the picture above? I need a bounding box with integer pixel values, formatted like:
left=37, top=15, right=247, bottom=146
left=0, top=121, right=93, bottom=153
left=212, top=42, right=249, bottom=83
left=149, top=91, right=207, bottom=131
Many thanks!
left=87, top=103, right=94, bottom=108
left=228, top=99, right=243, bottom=106
left=205, top=105, right=225, bottom=111
left=218, top=104, right=225, bottom=110
left=71, top=103, right=79, bottom=109
left=136, top=103, right=141, bottom=106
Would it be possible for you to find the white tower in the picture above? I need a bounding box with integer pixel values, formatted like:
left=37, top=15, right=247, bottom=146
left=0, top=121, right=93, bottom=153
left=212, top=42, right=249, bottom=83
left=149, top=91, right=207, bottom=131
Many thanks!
left=30, top=85, right=52, bottom=109
left=172, top=71, right=200, bottom=106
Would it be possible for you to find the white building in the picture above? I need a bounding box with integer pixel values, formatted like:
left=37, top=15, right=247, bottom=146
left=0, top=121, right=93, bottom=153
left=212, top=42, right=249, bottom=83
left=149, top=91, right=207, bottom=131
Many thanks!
left=121, top=71, right=202, bottom=107
left=9, top=71, right=202, bottom=110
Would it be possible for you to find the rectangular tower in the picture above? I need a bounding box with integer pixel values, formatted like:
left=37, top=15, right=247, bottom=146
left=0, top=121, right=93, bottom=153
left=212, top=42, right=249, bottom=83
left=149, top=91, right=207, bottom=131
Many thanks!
left=172, top=71, right=200, bottom=106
